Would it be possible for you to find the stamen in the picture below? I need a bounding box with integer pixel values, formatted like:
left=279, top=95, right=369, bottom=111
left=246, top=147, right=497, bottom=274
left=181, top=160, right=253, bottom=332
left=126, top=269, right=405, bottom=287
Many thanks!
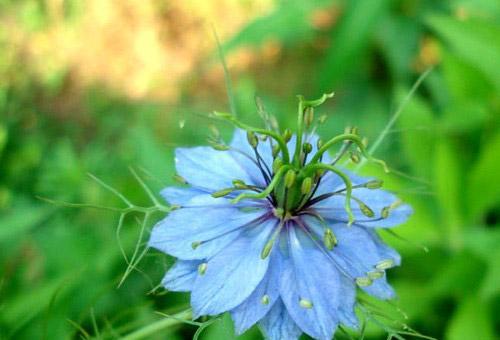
left=261, top=220, right=285, bottom=259
left=173, top=174, right=187, bottom=184
left=355, top=277, right=372, bottom=287
left=367, top=270, right=384, bottom=280
left=299, top=298, right=314, bottom=309
left=211, top=188, right=234, bottom=198
left=323, top=228, right=338, bottom=250
left=261, top=294, right=270, bottom=305
left=283, top=128, right=292, bottom=143
left=198, top=263, right=208, bottom=275
left=364, top=179, right=383, bottom=189
left=231, top=165, right=291, bottom=204
left=375, top=259, right=395, bottom=270
left=191, top=241, right=201, bottom=250
left=284, top=170, right=296, bottom=188
left=301, top=177, right=313, bottom=195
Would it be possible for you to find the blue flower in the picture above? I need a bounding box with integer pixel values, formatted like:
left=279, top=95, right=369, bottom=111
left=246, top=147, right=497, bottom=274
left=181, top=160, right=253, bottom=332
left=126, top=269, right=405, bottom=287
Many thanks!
left=149, top=95, right=412, bottom=340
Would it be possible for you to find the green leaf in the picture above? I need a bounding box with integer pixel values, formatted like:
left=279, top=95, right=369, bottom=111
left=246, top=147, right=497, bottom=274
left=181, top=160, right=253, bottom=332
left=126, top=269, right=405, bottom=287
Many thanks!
left=0, top=201, right=54, bottom=243
left=427, top=15, right=500, bottom=91
left=466, top=132, right=500, bottom=219
left=445, top=296, right=495, bottom=340
left=318, top=0, right=390, bottom=90
left=480, top=246, right=500, bottom=299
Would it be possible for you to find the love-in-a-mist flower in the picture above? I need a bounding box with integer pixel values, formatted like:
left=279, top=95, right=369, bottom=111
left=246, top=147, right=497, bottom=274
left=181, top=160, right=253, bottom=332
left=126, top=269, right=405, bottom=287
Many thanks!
left=149, top=93, right=412, bottom=340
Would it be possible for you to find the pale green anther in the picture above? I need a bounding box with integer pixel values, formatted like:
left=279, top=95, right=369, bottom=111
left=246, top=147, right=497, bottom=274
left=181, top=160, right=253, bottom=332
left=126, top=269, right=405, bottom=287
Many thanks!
left=299, top=298, right=313, bottom=309
left=323, top=228, right=337, bottom=250
left=211, top=188, right=234, bottom=198
left=261, top=295, right=270, bottom=305
left=191, top=241, right=201, bottom=250
left=272, top=144, right=280, bottom=158
left=301, top=177, right=313, bottom=195
left=355, top=277, right=373, bottom=287
left=261, top=238, right=275, bottom=259
left=365, top=179, right=383, bottom=189
left=367, top=270, right=384, bottom=280
left=317, top=138, right=323, bottom=149
left=284, top=170, right=296, bottom=188
left=210, top=142, right=230, bottom=151
left=350, top=152, right=360, bottom=163
left=304, top=107, right=314, bottom=127
left=198, top=263, right=208, bottom=275
left=359, top=202, right=375, bottom=218
left=375, top=259, right=394, bottom=270
left=259, top=134, right=268, bottom=141
left=273, top=207, right=285, bottom=219
left=232, top=179, right=247, bottom=189
left=209, top=124, right=220, bottom=139
left=173, top=174, right=187, bottom=184
left=283, top=129, right=292, bottom=143
left=273, top=158, right=283, bottom=174
left=319, top=114, right=328, bottom=124
left=302, top=142, right=313, bottom=154
left=247, top=131, right=259, bottom=148
left=381, top=206, right=390, bottom=219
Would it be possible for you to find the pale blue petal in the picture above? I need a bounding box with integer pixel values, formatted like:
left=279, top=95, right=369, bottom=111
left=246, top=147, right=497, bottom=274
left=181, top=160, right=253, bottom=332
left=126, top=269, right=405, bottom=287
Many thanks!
left=313, top=171, right=412, bottom=228
left=175, top=146, right=256, bottom=191
left=231, top=248, right=283, bottom=334
left=258, top=298, right=302, bottom=340
left=149, top=195, right=267, bottom=260
left=279, top=226, right=348, bottom=340
left=160, top=186, right=205, bottom=206
left=191, top=218, right=276, bottom=317
left=162, top=260, right=201, bottom=292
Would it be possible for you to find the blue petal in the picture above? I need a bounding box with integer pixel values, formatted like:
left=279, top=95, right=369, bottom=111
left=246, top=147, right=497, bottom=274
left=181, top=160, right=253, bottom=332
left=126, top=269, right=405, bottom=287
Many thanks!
left=279, top=226, right=354, bottom=340
left=149, top=195, right=267, bottom=260
left=230, top=248, right=283, bottom=334
left=313, top=171, right=412, bottom=228
left=175, top=146, right=256, bottom=191
left=311, top=219, right=399, bottom=300
left=162, top=260, right=201, bottom=292
left=160, top=186, right=205, bottom=206
left=190, top=218, right=276, bottom=317
left=258, top=298, right=302, bottom=340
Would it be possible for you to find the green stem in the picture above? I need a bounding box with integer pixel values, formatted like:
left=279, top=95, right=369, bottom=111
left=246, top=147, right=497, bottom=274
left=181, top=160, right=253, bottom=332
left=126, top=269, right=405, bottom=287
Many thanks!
left=293, top=100, right=305, bottom=166
left=122, top=309, right=193, bottom=340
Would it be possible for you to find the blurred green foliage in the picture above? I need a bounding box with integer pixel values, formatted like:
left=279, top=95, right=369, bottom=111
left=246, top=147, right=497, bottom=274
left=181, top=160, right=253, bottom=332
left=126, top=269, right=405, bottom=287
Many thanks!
left=1, top=0, right=499, bottom=339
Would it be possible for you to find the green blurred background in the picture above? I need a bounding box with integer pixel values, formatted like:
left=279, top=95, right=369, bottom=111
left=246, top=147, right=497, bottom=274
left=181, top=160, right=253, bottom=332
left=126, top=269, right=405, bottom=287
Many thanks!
left=0, top=0, right=499, bottom=339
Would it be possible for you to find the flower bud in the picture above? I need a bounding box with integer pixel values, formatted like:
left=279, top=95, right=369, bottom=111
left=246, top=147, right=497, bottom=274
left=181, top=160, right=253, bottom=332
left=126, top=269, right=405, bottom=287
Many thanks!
left=302, top=142, right=313, bottom=154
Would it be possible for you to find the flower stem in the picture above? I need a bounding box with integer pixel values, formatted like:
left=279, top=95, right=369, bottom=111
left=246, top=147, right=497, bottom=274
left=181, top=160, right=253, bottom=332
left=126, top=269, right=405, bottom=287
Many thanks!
left=122, top=309, right=193, bottom=340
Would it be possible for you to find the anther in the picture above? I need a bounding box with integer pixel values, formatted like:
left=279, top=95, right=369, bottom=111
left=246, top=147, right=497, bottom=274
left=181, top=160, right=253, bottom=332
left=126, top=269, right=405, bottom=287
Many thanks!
left=173, top=174, right=187, bottom=184
left=301, top=177, right=313, bottom=195
left=367, top=270, right=384, bottom=280
left=198, top=263, right=208, bottom=275
left=299, top=298, right=313, bottom=309
left=323, top=228, right=338, bottom=250
left=319, top=114, right=328, bottom=124
left=283, top=129, right=292, bottom=143
left=304, top=107, right=314, bottom=127
left=261, top=295, right=270, bottom=305
left=355, top=277, right=372, bottom=287
left=191, top=241, right=201, bottom=250
left=209, top=142, right=230, bottom=151
left=272, top=144, right=280, bottom=158
left=359, top=202, right=375, bottom=218
left=232, top=179, right=247, bottom=189
left=261, top=238, right=275, bottom=259
left=349, top=151, right=360, bottom=163
left=317, top=138, right=323, bottom=149
left=364, top=179, right=383, bottom=189
left=375, top=259, right=395, bottom=270
left=272, top=158, right=283, bottom=174
left=211, top=188, right=234, bottom=198
left=381, top=206, right=390, bottom=219
left=284, top=170, right=296, bottom=188
left=247, top=131, right=259, bottom=148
